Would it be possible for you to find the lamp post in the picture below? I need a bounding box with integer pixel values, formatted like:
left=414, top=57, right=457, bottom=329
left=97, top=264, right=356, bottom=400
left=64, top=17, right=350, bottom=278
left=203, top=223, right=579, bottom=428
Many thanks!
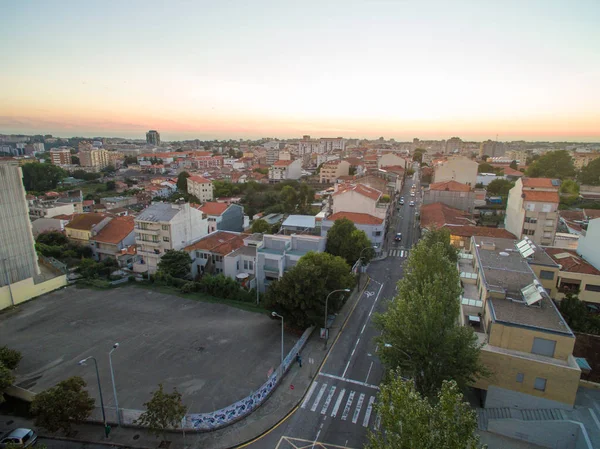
left=324, top=289, right=351, bottom=349
left=78, top=356, right=107, bottom=435
left=1, top=258, right=14, bottom=307
left=359, top=246, right=377, bottom=267
left=271, top=312, right=284, bottom=364
left=108, top=343, right=121, bottom=426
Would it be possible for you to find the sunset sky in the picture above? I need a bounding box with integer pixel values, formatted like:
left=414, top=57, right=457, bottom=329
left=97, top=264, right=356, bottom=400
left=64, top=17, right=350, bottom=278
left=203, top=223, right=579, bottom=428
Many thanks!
left=1, top=0, right=599, bottom=141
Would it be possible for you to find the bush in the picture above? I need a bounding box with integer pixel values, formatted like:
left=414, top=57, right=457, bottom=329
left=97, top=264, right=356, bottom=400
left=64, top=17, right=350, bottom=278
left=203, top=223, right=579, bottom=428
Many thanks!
left=180, top=282, right=195, bottom=294
left=128, top=275, right=136, bottom=282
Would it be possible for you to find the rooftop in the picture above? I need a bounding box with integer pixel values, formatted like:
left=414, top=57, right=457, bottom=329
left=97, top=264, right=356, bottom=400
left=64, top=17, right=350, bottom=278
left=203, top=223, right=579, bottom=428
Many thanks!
left=523, top=190, right=560, bottom=203
left=184, top=231, right=245, bottom=256
left=429, top=180, right=471, bottom=192
left=449, top=226, right=516, bottom=240
left=282, top=215, right=317, bottom=229
left=544, top=247, right=600, bottom=276
left=198, top=202, right=229, bottom=216
left=420, top=202, right=473, bottom=228
left=273, top=160, right=293, bottom=167
left=333, top=183, right=382, bottom=201
left=92, top=216, right=135, bottom=244
left=136, top=203, right=182, bottom=222
left=522, top=177, right=559, bottom=189
left=188, top=175, right=211, bottom=184
left=326, top=211, right=384, bottom=226
left=65, top=213, right=109, bottom=231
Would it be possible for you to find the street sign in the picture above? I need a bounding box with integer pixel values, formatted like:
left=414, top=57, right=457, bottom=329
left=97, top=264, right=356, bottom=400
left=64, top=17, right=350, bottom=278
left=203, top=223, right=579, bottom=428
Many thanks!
left=320, top=328, right=329, bottom=339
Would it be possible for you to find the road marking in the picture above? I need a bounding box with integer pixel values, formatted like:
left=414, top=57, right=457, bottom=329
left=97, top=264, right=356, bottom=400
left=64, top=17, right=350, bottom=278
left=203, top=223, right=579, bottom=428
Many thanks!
left=375, top=412, right=381, bottom=430
left=321, top=386, right=336, bottom=415
left=311, top=430, right=321, bottom=449
left=301, top=382, right=318, bottom=409
left=319, top=372, right=380, bottom=390
left=363, top=396, right=376, bottom=427
left=331, top=388, right=346, bottom=418
left=361, top=323, right=366, bottom=334
left=590, top=408, right=600, bottom=431
left=365, top=361, right=374, bottom=384
left=352, top=393, right=365, bottom=424
left=311, top=383, right=328, bottom=412
left=341, top=391, right=355, bottom=421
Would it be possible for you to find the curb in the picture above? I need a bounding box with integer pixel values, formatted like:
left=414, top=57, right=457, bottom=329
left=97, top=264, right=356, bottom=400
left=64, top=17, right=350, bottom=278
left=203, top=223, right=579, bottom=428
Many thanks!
left=39, top=434, right=152, bottom=449
left=233, top=275, right=372, bottom=448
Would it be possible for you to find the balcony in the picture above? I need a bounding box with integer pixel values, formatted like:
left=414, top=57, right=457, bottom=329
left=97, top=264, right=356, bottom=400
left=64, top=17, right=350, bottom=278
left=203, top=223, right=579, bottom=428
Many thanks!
left=135, top=227, right=160, bottom=235
left=136, top=238, right=161, bottom=247
left=263, top=266, right=280, bottom=276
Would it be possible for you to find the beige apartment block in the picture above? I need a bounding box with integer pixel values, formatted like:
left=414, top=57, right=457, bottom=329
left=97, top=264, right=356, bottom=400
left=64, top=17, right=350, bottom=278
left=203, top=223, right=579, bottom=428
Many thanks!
left=79, top=148, right=110, bottom=170
left=319, top=160, right=350, bottom=183
left=432, top=155, right=478, bottom=186
left=49, top=147, right=72, bottom=165
left=187, top=175, right=214, bottom=203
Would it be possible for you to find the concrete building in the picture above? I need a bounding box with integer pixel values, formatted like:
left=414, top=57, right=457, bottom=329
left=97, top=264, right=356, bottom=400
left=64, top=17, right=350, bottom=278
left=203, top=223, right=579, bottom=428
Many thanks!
left=320, top=137, right=346, bottom=153
left=197, top=202, right=244, bottom=233
left=79, top=148, right=110, bottom=170
left=146, top=130, right=161, bottom=146
left=256, top=234, right=327, bottom=292
left=378, top=153, right=407, bottom=169
left=319, top=160, right=350, bottom=184
left=578, top=218, right=600, bottom=272
left=432, top=155, right=478, bottom=187
left=100, top=196, right=138, bottom=210
left=89, top=216, right=136, bottom=263
left=461, top=236, right=580, bottom=409
left=571, top=151, right=600, bottom=170
left=64, top=213, right=112, bottom=244
left=266, top=148, right=280, bottom=165
left=321, top=211, right=385, bottom=249
left=422, top=180, right=475, bottom=213
left=185, top=231, right=246, bottom=277
left=281, top=215, right=319, bottom=235
left=187, top=175, right=214, bottom=203
left=49, top=147, right=72, bottom=165
left=331, top=183, right=387, bottom=220
left=29, top=201, right=75, bottom=219
left=543, top=247, right=600, bottom=305
left=268, top=159, right=302, bottom=181
left=479, top=140, right=506, bottom=158
left=505, top=178, right=560, bottom=246
left=133, top=203, right=208, bottom=274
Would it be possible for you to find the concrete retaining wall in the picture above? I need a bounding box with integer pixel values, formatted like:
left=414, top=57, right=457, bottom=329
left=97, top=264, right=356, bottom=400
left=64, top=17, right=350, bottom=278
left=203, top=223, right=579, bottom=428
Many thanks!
left=487, top=419, right=592, bottom=449
left=0, top=275, right=67, bottom=311
left=485, top=385, right=574, bottom=410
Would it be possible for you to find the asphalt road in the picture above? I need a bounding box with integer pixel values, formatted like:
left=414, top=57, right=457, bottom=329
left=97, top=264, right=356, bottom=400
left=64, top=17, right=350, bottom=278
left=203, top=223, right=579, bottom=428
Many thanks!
left=243, top=169, right=421, bottom=449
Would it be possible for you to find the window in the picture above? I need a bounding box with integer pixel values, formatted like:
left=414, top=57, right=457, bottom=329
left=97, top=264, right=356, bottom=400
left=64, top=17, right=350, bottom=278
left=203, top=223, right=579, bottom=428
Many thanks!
left=525, top=217, right=537, bottom=224
left=374, top=231, right=382, bottom=237
left=585, top=284, right=600, bottom=292
left=524, top=229, right=535, bottom=236
left=196, top=251, right=200, bottom=258
left=531, top=337, right=556, bottom=357
left=236, top=261, right=240, bottom=270
left=163, top=236, right=170, bottom=242
left=534, top=377, right=547, bottom=391
left=539, top=270, right=554, bottom=280
left=162, top=225, right=169, bottom=231
left=516, top=373, right=524, bottom=383
left=542, top=203, right=552, bottom=212
left=526, top=203, right=536, bottom=212
left=545, top=219, right=554, bottom=227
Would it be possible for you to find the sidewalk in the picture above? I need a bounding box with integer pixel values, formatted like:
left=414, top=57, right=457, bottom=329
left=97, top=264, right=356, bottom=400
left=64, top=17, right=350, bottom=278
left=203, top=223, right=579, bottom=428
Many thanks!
left=1, top=276, right=371, bottom=449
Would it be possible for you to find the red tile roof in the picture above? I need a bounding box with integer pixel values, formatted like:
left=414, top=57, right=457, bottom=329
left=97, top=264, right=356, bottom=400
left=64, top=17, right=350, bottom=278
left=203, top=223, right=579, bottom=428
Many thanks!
left=333, top=183, right=382, bottom=201
left=420, top=203, right=473, bottom=228
left=523, top=191, right=559, bottom=203
left=327, top=212, right=384, bottom=226
left=585, top=209, right=600, bottom=220
left=446, top=225, right=516, bottom=239
left=380, top=165, right=405, bottom=175
left=198, top=202, right=229, bottom=216
left=53, top=214, right=75, bottom=221
left=429, top=180, right=471, bottom=192
left=273, top=160, right=293, bottom=166
left=188, top=175, right=211, bottom=184
left=65, top=213, right=109, bottom=231
left=522, top=177, right=557, bottom=189
left=184, top=231, right=245, bottom=255
left=544, top=248, right=600, bottom=276
left=500, top=166, right=524, bottom=177
left=92, top=216, right=135, bottom=244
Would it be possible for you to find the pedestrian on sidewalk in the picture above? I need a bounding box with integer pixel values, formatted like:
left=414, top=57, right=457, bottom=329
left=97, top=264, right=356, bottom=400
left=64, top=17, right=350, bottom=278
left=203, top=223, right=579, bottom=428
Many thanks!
left=296, top=352, right=302, bottom=367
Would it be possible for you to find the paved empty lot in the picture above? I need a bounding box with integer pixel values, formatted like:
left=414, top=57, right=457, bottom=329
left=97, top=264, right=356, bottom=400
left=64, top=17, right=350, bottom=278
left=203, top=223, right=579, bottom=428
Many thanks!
left=0, top=286, right=295, bottom=413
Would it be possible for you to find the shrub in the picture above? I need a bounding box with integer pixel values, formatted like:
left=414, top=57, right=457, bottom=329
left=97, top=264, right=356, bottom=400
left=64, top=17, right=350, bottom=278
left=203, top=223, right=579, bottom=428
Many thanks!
left=180, top=282, right=195, bottom=294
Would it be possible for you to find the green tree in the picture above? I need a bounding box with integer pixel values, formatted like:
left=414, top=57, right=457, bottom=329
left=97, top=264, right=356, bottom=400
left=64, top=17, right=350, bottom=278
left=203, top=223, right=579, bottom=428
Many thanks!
left=375, top=229, right=484, bottom=398
left=21, top=162, right=67, bottom=191
left=486, top=179, right=514, bottom=197
left=412, top=149, right=425, bottom=163
left=0, top=346, right=22, bottom=403
left=71, top=170, right=101, bottom=181
left=101, top=164, right=116, bottom=174
left=481, top=154, right=489, bottom=161
left=478, top=162, right=494, bottom=173
left=297, top=184, right=315, bottom=214
left=579, top=158, right=600, bottom=186
left=37, top=231, right=69, bottom=246
left=71, top=155, right=80, bottom=165
left=106, top=180, right=116, bottom=191
left=157, top=250, right=192, bottom=279
left=265, top=252, right=355, bottom=328
left=135, top=384, right=186, bottom=441
left=31, top=376, right=95, bottom=435
left=510, top=160, right=518, bottom=170
left=367, top=376, right=483, bottom=449
left=525, top=150, right=575, bottom=179
left=279, top=185, right=297, bottom=213
left=250, top=218, right=271, bottom=233
left=177, top=171, right=190, bottom=192
left=325, top=218, right=374, bottom=265
left=560, top=179, right=580, bottom=195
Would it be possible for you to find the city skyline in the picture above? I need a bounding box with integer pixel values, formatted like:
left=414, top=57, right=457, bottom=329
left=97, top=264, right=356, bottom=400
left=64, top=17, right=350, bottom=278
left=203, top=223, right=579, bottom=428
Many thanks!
left=1, top=0, right=599, bottom=142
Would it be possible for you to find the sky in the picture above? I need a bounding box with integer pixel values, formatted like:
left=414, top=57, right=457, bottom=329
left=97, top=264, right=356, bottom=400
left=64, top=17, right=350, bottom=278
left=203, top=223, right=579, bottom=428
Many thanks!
left=1, top=0, right=599, bottom=142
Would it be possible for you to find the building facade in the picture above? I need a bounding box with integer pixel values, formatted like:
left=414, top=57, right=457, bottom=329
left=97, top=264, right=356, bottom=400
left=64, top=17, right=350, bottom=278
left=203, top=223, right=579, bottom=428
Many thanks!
left=268, top=159, right=302, bottom=181
left=187, top=175, right=214, bottom=203
left=422, top=180, right=475, bottom=212
left=432, top=155, right=478, bottom=187
left=319, top=160, right=350, bottom=184
left=79, top=148, right=110, bottom=170
left=146, top=130, right=160, bottom=146
left=49, top=147, right=72, bottom=165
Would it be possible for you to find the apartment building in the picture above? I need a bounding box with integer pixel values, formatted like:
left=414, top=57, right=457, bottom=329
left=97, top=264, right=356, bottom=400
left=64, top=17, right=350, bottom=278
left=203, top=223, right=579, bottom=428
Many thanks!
left=319, top=160, right=350, bottom=183
left=29, top=200, right=75, bottom=219
left=479, top=140, right=506, bottom=158
left=266, top=148, right=280, bottom=165
left=187, top=175, right=214, bottom=203
left=378, top=153, right=407, bottom=169
left=197, top=202, right=244, bottom=233
left=185, top=231, right=246, bottom=277
left=432, top=155, right=478, bottom=187
left=578, top=218, right=600, bottom=272
left=100, top=196, right=138, bottom=210
left=133, top=203, right=208, bottom=274
left=460, top=236, right=580, bottom=409
left=331, top=183, right=387, bottom=220
left=505, top=178, right=560, bottom=246
left=268, top=159, right=302, bottom=181
left=572, top=151, right=600, bottom=170
left=422, top=180, right=475, bottom=212
left=256, top=234, right=326, bottom=292
left=49, top=147, right=72, bottom=165
left=321, top=211, right=385, bottom=249
left=79, top=148, right=110, bottom=170
left=146, top=130, right=161, bottom=146
left=64, top=213, right=112, bottom=244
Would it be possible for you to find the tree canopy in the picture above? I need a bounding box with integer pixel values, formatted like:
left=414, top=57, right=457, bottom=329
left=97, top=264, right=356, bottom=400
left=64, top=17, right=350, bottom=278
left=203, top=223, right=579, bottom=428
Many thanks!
left=559, top=179, right=580, bottom=195
left=265, top=251, right=355, bottom=329
left=71, top=169, right=102, bottom=181
left=509, top=160, right=518, bottom=170
left=31, top=376, right=95, bottom=434
left=250, top=218, right=271, bottom=233
left=177, top=171, right=190, bottom=192
left=325, top=218, right=375, bottom=266
left=22, top=162, right=67, bottom=192
left=0, top=346, right=22, bottom=403
left=157, top=250, right=192, bottom=279
left=367, top=376, right=483, bottom=449
left=579, top=158, right=600, bottom=186
left=135, top=384, right=186, bottom=441
left=486, top=178, right=514, bottom=197
left=525, top=150, right=575, bottom=179
left=558, top=293, right=600, bottom=335
left=374, top=229, right=484, bottom=399
left=37, top=231, right=69, bottom=246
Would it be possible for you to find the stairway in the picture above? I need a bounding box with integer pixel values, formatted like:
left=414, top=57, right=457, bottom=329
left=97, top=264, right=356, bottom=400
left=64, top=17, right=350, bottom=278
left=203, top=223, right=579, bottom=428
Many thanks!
left=477, top=407, right=565, bottom=431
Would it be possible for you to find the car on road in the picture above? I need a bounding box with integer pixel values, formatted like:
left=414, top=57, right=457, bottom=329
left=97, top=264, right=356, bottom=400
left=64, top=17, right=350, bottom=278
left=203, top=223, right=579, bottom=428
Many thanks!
left=395, top=233, right=402, bottom=241
left=409, top=201, right=415, bottom=207
left=410, top=192, right=416, bottom=197
left=0, top=428, right=38, bottom=448
left=399, top=197, right=404, bottom=205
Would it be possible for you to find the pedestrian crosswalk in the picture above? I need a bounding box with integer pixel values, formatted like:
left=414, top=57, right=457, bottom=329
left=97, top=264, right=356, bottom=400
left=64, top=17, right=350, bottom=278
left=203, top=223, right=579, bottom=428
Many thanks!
left=301, top=381, right=379, bottom=428
left=388, top=249, right=409, bottom=258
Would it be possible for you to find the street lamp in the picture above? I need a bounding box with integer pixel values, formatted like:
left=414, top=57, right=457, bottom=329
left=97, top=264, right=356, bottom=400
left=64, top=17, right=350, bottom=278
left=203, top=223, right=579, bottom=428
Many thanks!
left=108, top=343, right=120, bottom=426
left=271, top=312, right=284, bottom=364
left=78, top=356, right=107, bottom=436
left=324, top=289, right=351, bottom=349
left=359, top=246, right=377, bottom=267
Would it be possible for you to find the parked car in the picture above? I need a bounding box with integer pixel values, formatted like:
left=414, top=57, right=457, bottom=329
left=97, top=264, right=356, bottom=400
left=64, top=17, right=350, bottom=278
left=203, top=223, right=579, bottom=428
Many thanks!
left=395, top=233, right=402, bottom=241
left=409, top=201, right=415, bottom=207
left=399, top=198, right=404, bottom=205
left=0, top=429, right=38, bottom=448
left=410, top=192, right=416, bottom=197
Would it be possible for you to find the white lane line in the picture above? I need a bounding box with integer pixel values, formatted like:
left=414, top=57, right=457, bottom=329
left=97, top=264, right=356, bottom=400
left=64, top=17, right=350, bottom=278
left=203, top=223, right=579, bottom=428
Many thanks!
left=352, top=393, right=365, bottom=424
left=363, top=396, right=376, bottom=427
left=321, top=386, right=336, bottom=415
left=590, top=408, right=600, bottom=431
left=341, top=391, right=355, bottom=421
left=301, top=382, right=318, bottom=409
left=311, top=430, right=321, bottom=449
left=331, top=388, right=346, bottom=418
left=319, top=372, right=380, bottom=390
left=342, top=282, right=384, bottom=378
left=365, top=361, right=374, bottom=384
left=361, top=323, right=366, bottom=334
left=311, top=383, right=328, bottom=412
